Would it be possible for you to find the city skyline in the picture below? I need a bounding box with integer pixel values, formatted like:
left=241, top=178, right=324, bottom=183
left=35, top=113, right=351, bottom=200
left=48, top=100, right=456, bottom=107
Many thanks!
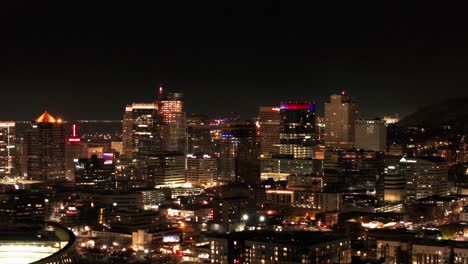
left=1, top=5, right=468, bottom=120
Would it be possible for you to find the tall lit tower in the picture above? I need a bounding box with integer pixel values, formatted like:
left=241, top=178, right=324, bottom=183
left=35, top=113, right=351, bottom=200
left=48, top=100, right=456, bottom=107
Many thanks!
left=324, top=91, right=357, bottom=148
left=0, top=122, right=16, bottom=177
left=65, top=124, right=82, bottom=181
left=258, top=106, right=281, bottom=157
left=219, top=121, right=260, bottom=184
left=159, top=92, right=186, bottom=154
left=26, top=111, right=66, bottom=181
left=122, top=103, right=160, bottom=159
left=279, top=102, right=316, bottom=158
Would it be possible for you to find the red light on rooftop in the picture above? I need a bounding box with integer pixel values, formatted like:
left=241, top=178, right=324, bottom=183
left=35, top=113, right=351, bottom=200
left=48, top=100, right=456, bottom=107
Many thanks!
left=68, top=124, right=81, bottom=143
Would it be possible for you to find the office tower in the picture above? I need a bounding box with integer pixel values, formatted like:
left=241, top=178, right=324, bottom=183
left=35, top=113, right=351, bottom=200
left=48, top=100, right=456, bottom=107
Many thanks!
left=401, top=156, right=448, bottom=201
left=147, top=152, right=186, bottom=187
left=219, top=121, right=260, bottom=184
left=159, top=92, right=186, bottom=153
left=65, top=124, right=82, bottom=181
left=187, top=114, right=212, bottom=154
left=0, top=122, right=16, bottom=177
left=186, top=153, right=217, bottom=186
left=355, top=118, right=387, bottom=152
left=26, top=111, right=66, bottom=181
left=122, top=103, right=160, bottom=159
left=258, top=106, right=281, bottom=157
left=279, top=102, right=316, bottom=158
left=383, top=156, right=406, bottom=203
left=75, top=154, right=115, bottom=191
left=324, top=91, right=357, bottom=148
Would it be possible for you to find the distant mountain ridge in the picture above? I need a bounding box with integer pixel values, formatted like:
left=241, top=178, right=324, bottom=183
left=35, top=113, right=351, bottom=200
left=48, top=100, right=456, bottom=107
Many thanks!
left=397, top=96, right=468, bottom=130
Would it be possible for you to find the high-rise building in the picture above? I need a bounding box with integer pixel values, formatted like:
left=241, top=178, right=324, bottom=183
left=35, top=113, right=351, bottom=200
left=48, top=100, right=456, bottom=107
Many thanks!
left=147, top=152, right=186, bottom=187
left=159, top=93, right=186, bottom=154
left=122, top=103, right=160, bottom=159
left=187, top=114, right=212, bottom=154
left=258, top=106, right=281, bottom=157
left=65, top=124, right=83, bottom=181
left=26, top=112, right=66, bottom=181
left=75, top=154, right=115, bottom=191
left=279, top=102, right=316, bottom=158
left=324, top=92, right=357, bottom=148
left=383, top=156, right=406, bottom=203
left=401, top=156, right=448, bottom=201
left=0, top=122, right=16, bottom=177
left=355, top=119, right=387, bottom=152
left=186, top=153, right=217, bottom=186
left=219, top=121, right=260, bottom=184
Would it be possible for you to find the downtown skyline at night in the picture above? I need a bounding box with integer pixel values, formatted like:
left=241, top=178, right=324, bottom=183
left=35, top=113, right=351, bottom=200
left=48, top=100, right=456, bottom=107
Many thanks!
left=2, top=4, right=468, bottom=264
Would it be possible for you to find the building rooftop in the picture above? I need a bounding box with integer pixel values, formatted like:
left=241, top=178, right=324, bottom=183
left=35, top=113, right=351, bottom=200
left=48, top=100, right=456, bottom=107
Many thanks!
left=35, top=111, right=59, bottom=123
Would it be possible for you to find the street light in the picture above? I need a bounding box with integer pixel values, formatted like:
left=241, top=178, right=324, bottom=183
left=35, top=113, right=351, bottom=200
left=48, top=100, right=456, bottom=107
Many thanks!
left=242, top=214, right=249, bottom=221
left=259, top=216, right=265, bottom=222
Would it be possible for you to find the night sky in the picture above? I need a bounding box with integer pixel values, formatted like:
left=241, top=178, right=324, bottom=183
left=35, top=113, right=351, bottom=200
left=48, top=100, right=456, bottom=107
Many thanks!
left=1, top=4, right=468, bottom=121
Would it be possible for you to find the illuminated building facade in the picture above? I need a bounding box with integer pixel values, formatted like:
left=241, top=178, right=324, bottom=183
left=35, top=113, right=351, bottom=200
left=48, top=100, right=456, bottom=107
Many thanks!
left=265, top=189, right=341, bottom=211
left=0, top=122, right=16, bottom=177
left=260, top=154, right=314, bottom=175
left=159, top=93, right=186, bottom=153
left=258, top=106, right=281, bottom=157
left=209, top=231, right=351, bottom=264
left=187, top=153, right=217, bottom=186
left=219, top=121, right=260, bottom=184
left=355, top=119, right=387, bottom=152
left=26, top=112, right=66, bottom=181
left=324, top=92, right=357, bottom=148
left=401, top=156, right=448, bottom=201
left=383, top=156, right=406, bottom=203
left=74, top=154, right=115, bottom=191
left=147, top=152, right=186, bottom=187
left=122, top=103, right=160, bottom=159
left=279, top=102, right=316, bottom=158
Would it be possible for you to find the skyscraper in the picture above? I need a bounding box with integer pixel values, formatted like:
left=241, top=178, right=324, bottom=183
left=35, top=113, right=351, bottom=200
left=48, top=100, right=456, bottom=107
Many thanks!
left=65, top=124, right=82, bottom=181
left=187, top=114, right=212, bottom=154
left=258, top=106, right=281, bottom=157
left=26, top=111, right=66, bottom=181
left=355, top=119, right=387, bottom=152
left=324, top=92, right=357, bottom=148
left=159, top=92, right=186, bottom=154
left=122, top=103, right=160, bottom=159
left=279, top=102, right=316, bottom=158
left=219, top=121, right=260, bottom=184
left=0, top=122, right=16, bottom=177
